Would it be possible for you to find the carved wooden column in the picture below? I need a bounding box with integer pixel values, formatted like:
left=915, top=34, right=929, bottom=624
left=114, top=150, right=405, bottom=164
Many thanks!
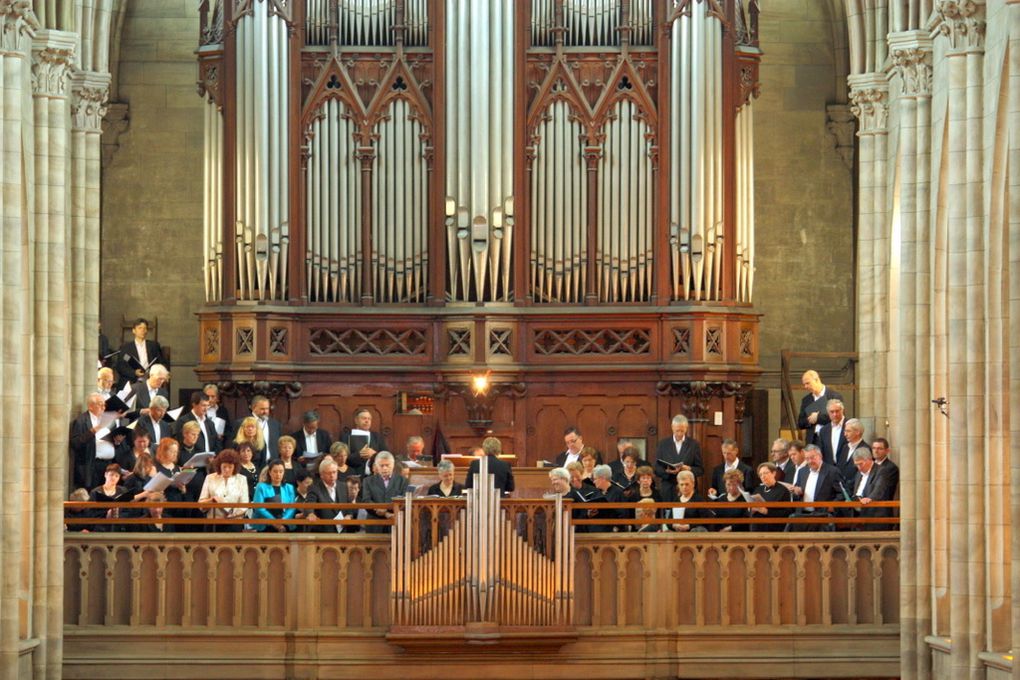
left=31, top=27, right=76, bottom=678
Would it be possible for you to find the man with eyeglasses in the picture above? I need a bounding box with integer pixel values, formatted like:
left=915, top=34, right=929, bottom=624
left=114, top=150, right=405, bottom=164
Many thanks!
left=770, top=438, right=795, bottom=482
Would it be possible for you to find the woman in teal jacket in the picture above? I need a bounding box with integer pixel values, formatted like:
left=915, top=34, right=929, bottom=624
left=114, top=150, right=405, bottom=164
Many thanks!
left=252, top=459, right=297, bottom=532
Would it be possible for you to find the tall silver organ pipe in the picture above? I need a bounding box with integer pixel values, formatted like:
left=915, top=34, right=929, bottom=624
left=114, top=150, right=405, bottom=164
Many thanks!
left=669, top=0, right=725, bottom=301
left=530, top=101, right=587, bottom=304
left=445, top=0, right=514, bottom=302
left=304, top=1, right=431, bottom=48
left=305, top=99, right=362, bottom=303
left=203, top=96, right=224, bottom=302
left=373, top=100, right=429, bottom=303
left=531, top=0, right=653, bottom=48
left=234, top=0, right=289, bottom=301
left=598, top=101, right=654, bottom=303
left=735, top=101, right=755, bottom=303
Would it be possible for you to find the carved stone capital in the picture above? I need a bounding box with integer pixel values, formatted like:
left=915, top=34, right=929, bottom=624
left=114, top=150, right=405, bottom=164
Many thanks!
left=70, top=70, right=110, bottom=132
left=825, top=103, right=855, bottom=171
left=891, top=47, right=933, bottom=97
left=31, top=30, right=76, bottom=98
left=0, top=0, right=38, bottom=56
left=848, top=74, right=888, bottom=135
left=932, top=0, right=985, bottom=52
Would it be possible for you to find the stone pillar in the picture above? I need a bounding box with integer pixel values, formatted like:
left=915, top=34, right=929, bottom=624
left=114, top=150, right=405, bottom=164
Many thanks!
left=848, top=73, right=888, bottom=433
left=1010, top=4, right=1020, bottom=677
left=888, top=30, right=933, bottom=680
left=933, top=2, right=987, bottom=678
left=0, top=5, right=38, bottom=679
left=69, top=70, right=109, bottom=403
left=30, top=27, right=75, bottom=680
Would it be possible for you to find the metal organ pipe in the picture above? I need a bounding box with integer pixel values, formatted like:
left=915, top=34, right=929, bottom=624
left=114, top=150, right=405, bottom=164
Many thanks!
left=233, top=2, right=289, bottom=301
left=446, top=1, right=514, bottom=302
left=203, top=97, right=223, bottom=302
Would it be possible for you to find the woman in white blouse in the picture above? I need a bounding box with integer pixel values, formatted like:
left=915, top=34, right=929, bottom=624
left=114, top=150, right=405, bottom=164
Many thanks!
left=199, top=448, right=249, bottom=532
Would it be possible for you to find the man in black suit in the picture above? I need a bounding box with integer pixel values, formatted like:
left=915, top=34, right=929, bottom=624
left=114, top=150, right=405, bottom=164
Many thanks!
left=817, top=399, right=848, bottom=471
left=305, top=459, right=351, bottom=533
left=797, top=370, right=842, bottom=446
left=115, top=317, right=168, bottom=387
left=870, top=438, right=899, bottom=498
left=340, top=407, right=387, bottom=475
left=69, top=393, right=107, bottom=489
left=771, top=438, right=796, bottom=482
left=786, top=445, right=845, bottom=531
left=292, top=410, right=332, bottom=458
left=203, top=383, right=231, bottom=443
left=836, top=419, right=870, bottom=485
left=466, top=439, right=515, bottom=494
left=552, top=426, right=597, bottom=467
left=653, top=414, right=704, bottom=501
left=129, top=364, right=170, bottom=412
left=850, top=448, right=896, bottom=529
left=235, top=395, right=283, bottom=460
left=174, top=391, right=220, bottom=453
left=708, top=438, right=756, bottom=497
left=360, top=451, right=408, bottom=534
left=136, top=395, right=173, bottom=453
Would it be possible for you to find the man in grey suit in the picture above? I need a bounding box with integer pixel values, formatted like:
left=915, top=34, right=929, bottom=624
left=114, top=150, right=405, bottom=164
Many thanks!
left=305, top=459, right=350, bottom=533
left=360, top=451, right=408, bottom=533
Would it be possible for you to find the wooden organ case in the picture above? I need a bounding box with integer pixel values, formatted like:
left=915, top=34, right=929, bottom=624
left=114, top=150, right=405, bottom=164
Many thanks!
left=194, top=0, right=763, bottom=469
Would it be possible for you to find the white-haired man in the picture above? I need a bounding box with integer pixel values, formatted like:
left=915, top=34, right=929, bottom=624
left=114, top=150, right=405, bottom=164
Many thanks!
left=653, top=414, right=704, bottom=501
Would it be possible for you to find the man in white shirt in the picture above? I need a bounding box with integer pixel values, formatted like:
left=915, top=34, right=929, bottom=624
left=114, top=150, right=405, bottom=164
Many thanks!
left=553, top=427, right=585, bottom=467
left=838, top=418, right=870, bottom=484
left=69, top=393, right=111, bottom=488
left=114, top=317, right=167, bottom=386
left=130, top=364, right=170, bottom=412
left=817, top=399, right=848, bottom=471
left=293, top=410, right=332, bottom=458
left=243, top=395, right=282, bottom=459
left=797, top=370, right=843, bottom=446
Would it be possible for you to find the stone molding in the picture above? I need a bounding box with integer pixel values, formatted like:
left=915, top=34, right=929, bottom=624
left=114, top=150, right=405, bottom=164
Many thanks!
left=848, top=73, right=889, bottom=135
left=101, top=101, right=130, bottom=168
left=70, top=70, right=111, bottom=132
left=0, top=0, right=36, bottom=55
left=932, top=0, right=985, bottom=52
left=888, top=31, right=933, bottom=98
left=31, top=29, right=76, bottom=98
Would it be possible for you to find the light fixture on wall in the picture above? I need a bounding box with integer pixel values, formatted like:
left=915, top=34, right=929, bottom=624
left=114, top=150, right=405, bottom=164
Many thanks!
left=439, top=373, right=526, bottom=434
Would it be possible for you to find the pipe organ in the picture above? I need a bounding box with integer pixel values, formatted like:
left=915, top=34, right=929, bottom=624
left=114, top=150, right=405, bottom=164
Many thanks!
left=196, top=0, right=763, bottom=467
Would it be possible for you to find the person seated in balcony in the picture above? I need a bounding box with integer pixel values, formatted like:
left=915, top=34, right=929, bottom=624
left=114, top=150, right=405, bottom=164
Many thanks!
left=578, top=446, right=599, bottom=484
left=120, top=452, right=164, bottom=521
left=713, top=469, right=750, bottom=532
left=291, top=469, right=315, bottom=529
left=633, top=465, right=662, bottom=503
left=199, top=449, right=249, bottom=532
left=236, top=441, right=260, bottom=500
left=584, top=464, right=625, bottom=532
left=116, top=428, right=151, bottom=474
left=669, top=470, right=712, bottom=533
left=274, top=435, right=299, bottom=485
left=612, top=447, right=641, bottom=495
left=398, top=435, right=429, bottom=472
left=566, top=461, right=595, bottom=492
left=634, top=498, right=663, bottom=533
left=305, top=459, right=350, bottom=533
left=427, top=460, right=465, bottom=498
left=770, top=438, right=795, bottom=482
left=609, top=441, right=647, bottom=478
left=252, top=459, right=297, bottom=533
left=319, top=441, right=355, bottom=481
left=65, top=488, right=92, bottom=532
left=750, top=462, right=792, bottom=531
left=548, top=467, right=583, bottom=501
left=176, top=420, right=206, bottom=466
left=361, top=451, right=408, bottom=534
left=233, top=416, right=268, bottom=469
left=708, top=439, right=757, bottom=498
left=786, top=445, right=843, bottom=532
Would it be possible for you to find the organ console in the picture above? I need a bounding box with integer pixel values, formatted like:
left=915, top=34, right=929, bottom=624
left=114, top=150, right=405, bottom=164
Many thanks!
left=194, top=0, right=763, bottom=468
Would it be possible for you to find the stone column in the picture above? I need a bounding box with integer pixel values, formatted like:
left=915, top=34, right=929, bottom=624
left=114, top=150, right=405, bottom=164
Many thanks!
left=30, top=27, right=75, bottom=680
left=69, top=70, right=109, bottom=403
left=888, top=30, right=933, bottom=680
left=933, top=2, right=987, bottom=678
left=848, top=73, right=889, bottom=433
left=1009, top=4, right=1020, bottom=677
left=0, top=5, right=38, bottom=679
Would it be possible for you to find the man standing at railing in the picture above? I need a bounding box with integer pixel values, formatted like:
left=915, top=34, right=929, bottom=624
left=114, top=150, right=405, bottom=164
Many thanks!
left=361, top=452, right=407, bottom=534
left=786, top=445, right=842, bottom=532
left=797, top=370, right=842, bottom=446
left=851, top=448, right=896, bottom=530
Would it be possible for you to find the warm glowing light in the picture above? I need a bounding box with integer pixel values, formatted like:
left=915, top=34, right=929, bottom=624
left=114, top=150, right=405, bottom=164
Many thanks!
left=471, top=373, right=490, bottom=395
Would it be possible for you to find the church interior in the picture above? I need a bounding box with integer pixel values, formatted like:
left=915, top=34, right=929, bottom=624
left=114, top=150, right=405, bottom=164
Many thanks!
left=0, top=0, right=1018, bottom=678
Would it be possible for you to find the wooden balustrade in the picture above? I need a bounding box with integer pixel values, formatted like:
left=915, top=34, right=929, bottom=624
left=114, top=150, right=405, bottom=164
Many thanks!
left=63, top=531, right=899, bottom=678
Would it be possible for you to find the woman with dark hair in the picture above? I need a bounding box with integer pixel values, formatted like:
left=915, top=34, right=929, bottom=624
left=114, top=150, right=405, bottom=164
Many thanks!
left=612, top=447, right=641, bottom=493
left=252, top=459, right=297, bottom=532
left=199, top=449, right=249, bottom=532
left=88, top=463, right=130, bottom=532
left=750, top=462, right=792, bottom=532
left=236, top=441, right=259, bottom=500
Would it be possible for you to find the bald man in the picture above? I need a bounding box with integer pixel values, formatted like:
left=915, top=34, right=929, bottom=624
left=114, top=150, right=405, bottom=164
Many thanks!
left=797, top=370, right=843, bottom=446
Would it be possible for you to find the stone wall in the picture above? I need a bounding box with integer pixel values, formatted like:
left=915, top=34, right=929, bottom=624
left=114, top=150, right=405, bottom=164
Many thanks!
left=100, top=0, right=205, bottom=393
